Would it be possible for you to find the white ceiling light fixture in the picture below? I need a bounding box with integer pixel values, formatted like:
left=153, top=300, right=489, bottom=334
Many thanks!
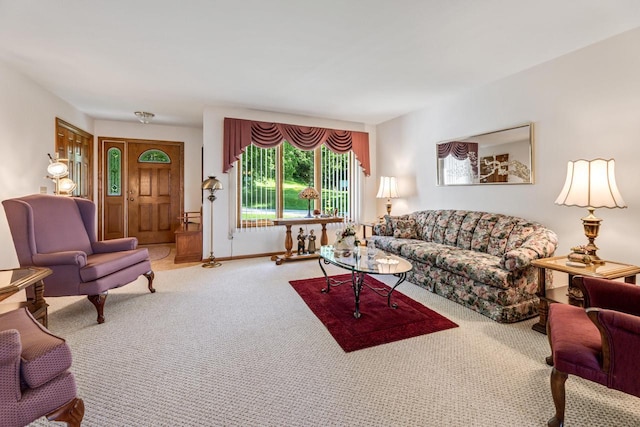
left=135, top=111, right=155, bottom=124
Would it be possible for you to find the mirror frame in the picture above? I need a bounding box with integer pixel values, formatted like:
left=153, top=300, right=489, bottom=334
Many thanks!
left=436, top=123, right=534, bottom=186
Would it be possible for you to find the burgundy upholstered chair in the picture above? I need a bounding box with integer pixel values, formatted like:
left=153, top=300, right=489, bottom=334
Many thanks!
left=0, top=307, right=84, bottom=426
left=546, top=275, right=640, bottom=427
left=2, top=194, right=155, bottom=324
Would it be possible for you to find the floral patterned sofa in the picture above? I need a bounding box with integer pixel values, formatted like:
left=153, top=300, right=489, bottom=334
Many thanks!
left=371, top=210, right=558, bottom=323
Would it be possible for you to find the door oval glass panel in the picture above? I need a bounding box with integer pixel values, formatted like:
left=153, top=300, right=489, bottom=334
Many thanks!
left=138, top=149, right=171, bottom=163
left=107, top=147, right=122, bottom=196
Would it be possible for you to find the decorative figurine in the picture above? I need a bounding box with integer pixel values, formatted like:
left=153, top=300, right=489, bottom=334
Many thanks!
left=307, top=229, right=317, bottom=254
left=297, top=227, right=307, bottom=255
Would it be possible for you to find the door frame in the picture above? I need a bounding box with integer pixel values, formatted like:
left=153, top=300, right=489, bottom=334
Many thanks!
left=97, top=137, right=184, bottom=241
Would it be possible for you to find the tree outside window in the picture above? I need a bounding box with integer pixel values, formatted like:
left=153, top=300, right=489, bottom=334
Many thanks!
left=238, top=142, right=352, bottom=228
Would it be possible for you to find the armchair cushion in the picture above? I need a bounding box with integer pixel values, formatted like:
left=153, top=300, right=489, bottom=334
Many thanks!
left=80, top=249, right=150, bottom=282
left=0, top=308, right=72, bottom=389
left=548, top=303, right=607, bottom=386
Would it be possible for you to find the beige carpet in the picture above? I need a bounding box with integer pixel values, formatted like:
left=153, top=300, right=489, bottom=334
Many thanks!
left=30, top=258, right=640, bottom=426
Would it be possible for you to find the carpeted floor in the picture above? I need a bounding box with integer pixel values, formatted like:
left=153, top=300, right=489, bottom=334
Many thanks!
left=29, top=258, right=640, bottom=426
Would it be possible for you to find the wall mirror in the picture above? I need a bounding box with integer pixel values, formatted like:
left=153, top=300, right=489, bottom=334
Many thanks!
left=436, top=123, right=533, bottom=186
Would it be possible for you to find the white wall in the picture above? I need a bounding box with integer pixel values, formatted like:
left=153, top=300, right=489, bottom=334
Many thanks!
left=93, top=120, right=203, bottom=212
left=0, top=61, right=93, bottom=268
left=377, top=27, right=640, bottom=265
left=202, top=107, right=377, bottom=258
left=0, top=60, right=203, bottom=269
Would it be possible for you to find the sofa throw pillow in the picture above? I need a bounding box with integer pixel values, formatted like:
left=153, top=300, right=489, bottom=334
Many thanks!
left=392, top=218, right=418, bottom=239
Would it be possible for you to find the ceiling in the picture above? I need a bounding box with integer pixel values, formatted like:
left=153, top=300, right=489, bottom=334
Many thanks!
left=2, top=0, right=640, bottom=127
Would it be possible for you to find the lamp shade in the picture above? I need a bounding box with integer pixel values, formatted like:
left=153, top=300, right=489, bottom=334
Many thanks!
left=555, top=159, right=626, bottom=209
left=298, top=186, right=319, bottom=200
left=57, top=178, right=77, bottom=194
left=376, top=176, right=399, bottom=199
left=47, top=161, right=68, bottom=178
left=202, top=176, right=223, bottom=191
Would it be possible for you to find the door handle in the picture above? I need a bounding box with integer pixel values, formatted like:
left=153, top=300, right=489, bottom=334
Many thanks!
left=129, top=198, right=134, bottom=201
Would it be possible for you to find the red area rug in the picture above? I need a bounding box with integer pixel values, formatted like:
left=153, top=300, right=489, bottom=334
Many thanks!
left=289, top=274, right=458, bottom=352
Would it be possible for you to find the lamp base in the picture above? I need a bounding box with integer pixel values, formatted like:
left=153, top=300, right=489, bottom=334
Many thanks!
left=202, top=253, right=222, bottom=268
left=581, top=208, right=604, bottom=265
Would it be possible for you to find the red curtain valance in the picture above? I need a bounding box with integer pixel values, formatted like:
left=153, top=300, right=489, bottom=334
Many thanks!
left=223, top=117, right=370, bottom=176
left=437, top=141, right=478, bottom=161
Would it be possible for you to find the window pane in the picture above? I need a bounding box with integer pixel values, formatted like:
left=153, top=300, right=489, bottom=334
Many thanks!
left=240, top=144, right=276, bottom=227
left=320, top=146, right=350, bottom=218
left=283, top=142, right=314, bottom=218
left=238, top=143, right=355, bottom=229
left=107, top=147, right=121, bottom=196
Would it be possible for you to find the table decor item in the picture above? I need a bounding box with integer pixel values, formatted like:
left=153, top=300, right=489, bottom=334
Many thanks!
left=335, top=223, right=359, bottom=251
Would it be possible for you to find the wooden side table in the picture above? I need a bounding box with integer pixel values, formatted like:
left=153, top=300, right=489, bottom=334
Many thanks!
left=0, top=267, right=52, bottom=327
left=531, top=256, right=640, bottom=334
left=271, top=217, right=345, bottom=265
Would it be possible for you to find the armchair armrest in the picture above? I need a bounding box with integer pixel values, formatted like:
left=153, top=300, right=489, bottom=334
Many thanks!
left=574, top=276, right=640, bottom=316
left=92, top=237, right=138, bottom=253
left=0, top=330, right=21, bottom=403
left=586, top=307, right=640, bottom=395
left=32, top=251, right=87, bottom=267
left=0, top=329, right=21, bottom=365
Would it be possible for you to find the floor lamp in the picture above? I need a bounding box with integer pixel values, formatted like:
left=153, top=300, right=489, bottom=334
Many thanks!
left=202, top=176, right=223, bottom=268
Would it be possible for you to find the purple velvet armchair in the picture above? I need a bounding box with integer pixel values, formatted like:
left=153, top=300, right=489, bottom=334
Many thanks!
left=546, top=275, right=640, bottom=427
left=0, top=307, right=84, bottom=426
left=2, top=194, right=155, bottom=324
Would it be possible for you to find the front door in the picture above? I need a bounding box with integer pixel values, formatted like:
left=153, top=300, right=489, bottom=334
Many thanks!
left=99, top=138, right=184, bottom=244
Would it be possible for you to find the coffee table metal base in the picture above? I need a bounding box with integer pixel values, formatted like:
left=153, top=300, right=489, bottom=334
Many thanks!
left=318, top=257, right=407, bottom=318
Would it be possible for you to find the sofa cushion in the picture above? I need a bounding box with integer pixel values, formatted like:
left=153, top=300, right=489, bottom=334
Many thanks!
left=436, top=249, right=513, bottom=289
left=487, top=216, right=518, bottom=257
left=372, top=236, right=420, bottom=254
left=392, top=218, right=418, bottom=239
left=470, top=213, right=502, bottom=253
left=400, top=241, right=454, bottom=265
left=80, top=248, right=150, bottom=282
left=456, top=211, right=483, bottom=249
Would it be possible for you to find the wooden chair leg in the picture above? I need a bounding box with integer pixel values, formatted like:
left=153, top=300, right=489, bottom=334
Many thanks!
left=144, top=270, right=156, bottom=293
left=46, top=397, right=84, bottom=427
left=548, top=367, right=568, bottom=427
left=88, top=293, right=108, bottom=324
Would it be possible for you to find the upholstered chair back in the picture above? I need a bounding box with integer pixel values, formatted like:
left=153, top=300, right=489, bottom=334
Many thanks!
left=3, top=194, right=94, bottom=264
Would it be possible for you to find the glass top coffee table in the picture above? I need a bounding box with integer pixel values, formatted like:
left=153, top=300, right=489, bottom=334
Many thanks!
left=318, top=245, right=413, bottom=318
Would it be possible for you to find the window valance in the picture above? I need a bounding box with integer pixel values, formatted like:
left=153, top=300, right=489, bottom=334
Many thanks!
left=223, top=117, right=370, bottom=176
left=437, top=141, right=478, bottom=160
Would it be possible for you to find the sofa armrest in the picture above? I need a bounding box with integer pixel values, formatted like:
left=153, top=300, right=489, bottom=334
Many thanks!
left=32, top=251, right=87, bottom=267
left=501, top=228, right=558, bottom=272
left=92, top=237, right=138, bottom=253
left=576, top=276, right=640, bottom=315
